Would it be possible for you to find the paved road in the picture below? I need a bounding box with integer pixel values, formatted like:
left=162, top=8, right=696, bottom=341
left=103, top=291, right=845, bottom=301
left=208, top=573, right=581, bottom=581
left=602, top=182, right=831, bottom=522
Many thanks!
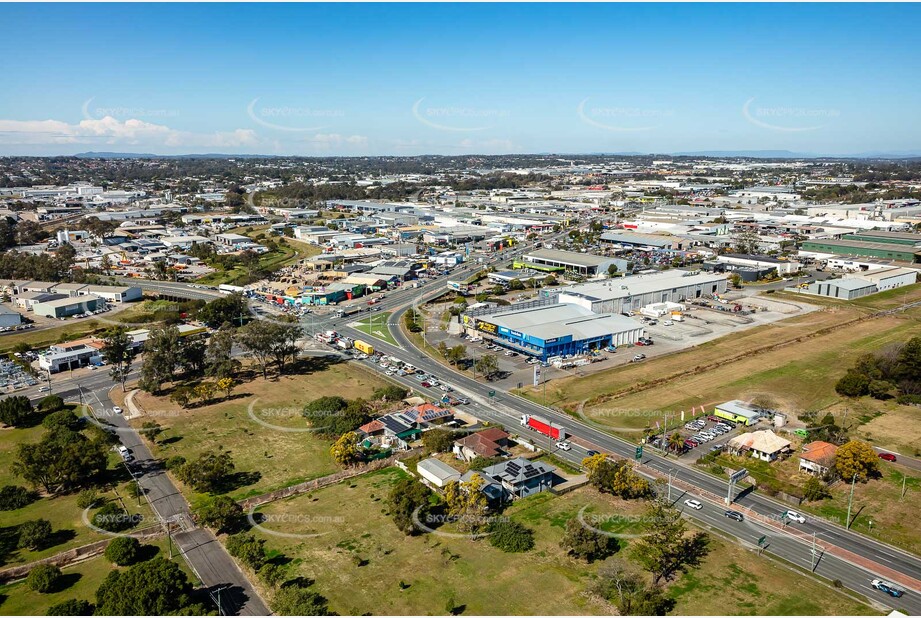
left=272, top=262, right=921, bottom=614
left=31, top=371, right=270, bottom=616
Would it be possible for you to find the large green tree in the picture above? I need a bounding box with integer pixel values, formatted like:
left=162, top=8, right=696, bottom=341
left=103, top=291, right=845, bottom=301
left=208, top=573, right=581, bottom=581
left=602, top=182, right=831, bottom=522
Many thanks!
left=101, top=326, right=135, bottom=392
left=631, top=501, right=710, bottom=585
left=94, top=557, right=198, bottom=615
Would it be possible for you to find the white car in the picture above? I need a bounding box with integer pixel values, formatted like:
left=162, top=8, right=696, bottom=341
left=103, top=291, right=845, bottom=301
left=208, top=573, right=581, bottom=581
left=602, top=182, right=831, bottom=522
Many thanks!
left=663, top=320, right=674, bottom=326
left=112, top=406, right=123, bottom=415
left=555, top=441, right=571, bottom=451
left=784, top=510, right=806, bottom=524
left=684, top=499, right=703, bottom=510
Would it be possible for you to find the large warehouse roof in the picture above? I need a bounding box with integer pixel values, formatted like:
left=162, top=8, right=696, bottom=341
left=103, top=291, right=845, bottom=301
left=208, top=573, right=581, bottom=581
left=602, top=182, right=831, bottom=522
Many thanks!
left=483, top=303, right=642, bottom=341
left=523, top=248, right=610, bottom=268
left=558, top=270, right=727, bottom=302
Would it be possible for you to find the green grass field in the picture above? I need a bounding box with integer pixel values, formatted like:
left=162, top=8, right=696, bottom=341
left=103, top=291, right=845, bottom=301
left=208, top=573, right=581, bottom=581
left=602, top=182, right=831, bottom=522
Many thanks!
left=129, top=361, right=389, bottom=506
left=248, top=466, right=875, bottom=616
left=0, top=537, right=195, bottom=616
left=353, top=311, right=398, bottom=345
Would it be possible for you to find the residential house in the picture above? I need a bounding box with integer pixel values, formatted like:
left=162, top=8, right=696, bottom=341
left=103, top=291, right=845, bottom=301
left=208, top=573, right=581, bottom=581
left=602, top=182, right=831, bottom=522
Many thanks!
left=479, top=457, right=556, bottom=499
left=453, top=427, right=510, bottom=462
left=727, top=430, right=792, bottom=462
left=799, top=441, right=838, bottom=476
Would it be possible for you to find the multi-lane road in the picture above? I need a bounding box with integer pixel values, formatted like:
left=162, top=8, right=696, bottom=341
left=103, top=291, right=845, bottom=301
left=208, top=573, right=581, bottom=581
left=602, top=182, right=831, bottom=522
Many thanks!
left=84, top=243, right=921, bottom=613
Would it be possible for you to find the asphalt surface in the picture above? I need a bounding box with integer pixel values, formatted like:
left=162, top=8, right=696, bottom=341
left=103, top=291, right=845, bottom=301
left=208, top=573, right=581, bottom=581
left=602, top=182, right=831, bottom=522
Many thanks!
left=74, top=243, right=921, bottom=614
left=24, top=370, right=270, bottom=616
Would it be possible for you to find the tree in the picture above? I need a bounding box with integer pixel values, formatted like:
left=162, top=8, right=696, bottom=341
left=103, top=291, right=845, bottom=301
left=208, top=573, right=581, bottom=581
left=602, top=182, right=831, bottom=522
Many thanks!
left=422, top=428, right=455, bottom=453
left=26, top=564, right=62, bottom=593
left=0, top=395, right=33, bottom=427
left=36, top=395, right=65, bottom=414
left=835, top=370, right=870, bottom=398
left=170, top=386, right=193, bottom=409
left=195, top=495, right=244, bottom=533
left=175, top=450, right=235, bottom=493
left=205, top=324, right=240, bottom=380
left=733, top=230, right=761, bottom=255
left=0, top=485, right=36, bottom=510
left=667, top=431, right=685, bottom=454
left=560, top=517, right=618, bottom=562
left=48, top=599, right=93, bottom=615
left=593, top=559, right=675, bottom=616
left=13, top=428, right=108, bottom=495
left=584, top=456, right=652, bottom=500
left=835, top=440, right=880, bottom=482
left=868, top=379, right=894, bottom=400
left=93, top=501, right=137, bottom=533
left=444, top=474, right=489, bottom=533
left=94, top=557, right=196, bottom=615
left=371, top=385, right=409, bottom=402
left=271, top=582, right=331, bottom=616
left=226, top=532, right=267, bottom=570
left=331, top=432, right=362, bottom=467
left=803, top=476, right=832, bottom=502
left=445, top=345, right=467, bottom=365
left=104, top=536, right=141, bottom=566
left=488, top=519, right=534, bottom=553
left=178, top=336, right=207, bottom=377
left=197, top=294, right=247, bottom=328
left=474, top=354, right=499, bottom=378
left=193, top=381, right=216, bottom=404
left=140, top=421, right=163, bottom=443
left=237, top=320, right=290, bottom=379
left=41, top=409, right=82, bottom=432
left=139, top=324, right=181, bottom=394
left=216, top=377, right=237, bottom=399
left=631, top=500, right=710, bottom=585
left=101, top=326, right=135, bottom=392
left=18, top=519, right=53, bottom=550
left=386, top=476, right=433, bottom=535
left=607, top=263, right=619, bottom=277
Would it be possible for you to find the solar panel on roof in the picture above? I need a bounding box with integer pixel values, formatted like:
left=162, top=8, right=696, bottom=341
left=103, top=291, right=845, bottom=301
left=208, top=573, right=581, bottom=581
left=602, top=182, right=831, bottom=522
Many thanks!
left=523, top=468, right=541, bottom=478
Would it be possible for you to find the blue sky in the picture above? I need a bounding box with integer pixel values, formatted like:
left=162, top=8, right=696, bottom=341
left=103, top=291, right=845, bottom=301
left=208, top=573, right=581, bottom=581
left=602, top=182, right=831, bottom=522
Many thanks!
left=1, top=3, right=919, bottom=156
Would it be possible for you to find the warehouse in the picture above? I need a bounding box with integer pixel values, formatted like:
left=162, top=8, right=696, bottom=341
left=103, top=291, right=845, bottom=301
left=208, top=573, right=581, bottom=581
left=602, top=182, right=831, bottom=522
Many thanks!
left=556, top=270, right=728, bottom=315
left=801, top=278, right=878, bottom=301
left=80, top=285, right=143, bottom=304
left=716, top=253, right=802, bottom=275
left=517, top=248, right=630, bottom=276
left=856, top=266, right=918, bottom=290
left=600, top=231, right=685, bottom=251
left=32, top=295, right=103, bottom=319
left=466, top=303, right=644, bottom=360
left=800, top=239, right=921, bottom=262
left=0, top=305, right=22, bottom=328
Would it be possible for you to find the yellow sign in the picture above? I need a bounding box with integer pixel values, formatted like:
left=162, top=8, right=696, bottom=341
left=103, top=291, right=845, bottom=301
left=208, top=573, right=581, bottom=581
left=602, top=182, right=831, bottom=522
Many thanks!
left=477, top=321, right=498, bottom=335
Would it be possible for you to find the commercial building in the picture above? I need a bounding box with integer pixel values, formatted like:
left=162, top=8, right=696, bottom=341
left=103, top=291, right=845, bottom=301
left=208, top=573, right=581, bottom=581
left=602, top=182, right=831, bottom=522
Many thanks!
left=465, top=303, right=644, bottom=359
left=32, top=295, right=103, bottom=319
left=38, top=340, right=104, bottom=373
left=714, top=400, right=763, bottom=426
left=80, top=285, right=143, bottom=303
left=517, top=248, right=629, bottom=276
left=800, top=239, right=921, bottom=262
left=716, top=254, right=802, bottom=275
left=600, top=231, right=686, bottom=251
left=557, top=270, right=728, bottom=315
left=0, top=305, right=22, bottom=328
left=802, top=278, right=877, bottom=301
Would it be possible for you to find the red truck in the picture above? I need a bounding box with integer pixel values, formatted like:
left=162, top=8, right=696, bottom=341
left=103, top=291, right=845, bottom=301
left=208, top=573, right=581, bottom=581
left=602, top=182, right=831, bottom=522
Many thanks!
left=520, top=414, right=566, bottom=440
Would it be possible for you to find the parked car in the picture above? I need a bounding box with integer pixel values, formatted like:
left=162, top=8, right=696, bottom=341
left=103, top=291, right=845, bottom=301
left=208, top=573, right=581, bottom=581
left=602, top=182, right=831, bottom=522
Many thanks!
left=878, top=452, right=897, bottom=462
left=684, top=499, right=703, bottom=510
left=724, top=510, right=744, bottom=522
left=684, top=439, right=699, bottom=449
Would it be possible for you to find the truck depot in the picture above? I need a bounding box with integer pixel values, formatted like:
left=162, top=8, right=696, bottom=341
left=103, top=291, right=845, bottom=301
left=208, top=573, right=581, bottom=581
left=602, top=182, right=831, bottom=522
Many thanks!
left=465, top=303, right=644, bottom=360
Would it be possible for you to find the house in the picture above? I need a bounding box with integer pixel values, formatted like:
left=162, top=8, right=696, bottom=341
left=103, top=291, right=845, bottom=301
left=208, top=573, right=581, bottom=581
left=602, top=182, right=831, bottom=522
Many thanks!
left=727, top=430, right=792, bottom=462
left=357, top=411, right=421, bottom=450
left=799, top=441, right=838, bottom=476
left=453, top=427, right=510, bottom=462
left=417, top=457, right=462, bottom=488
left=479, top=457, right=556, bottom=499
left=404, top=403, right=454, bottom=425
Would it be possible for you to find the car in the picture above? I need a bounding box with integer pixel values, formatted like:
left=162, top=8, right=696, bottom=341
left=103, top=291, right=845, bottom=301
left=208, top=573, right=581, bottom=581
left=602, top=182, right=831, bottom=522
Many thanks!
left=662, top=320, right=674, bottom=326
left=634, top=340, right=646, bottom=347
left=783, top=510, right=806, bottom=524
left=38, top=386, right=50, bottom=392
left=878, top=452, right=897, bottom=462
left=556, top=441, right=571, bottom=451
left=112, top=406, right=123, bottom=415
left=632, top=354, right=646, bottom=362
left=710, top=444, right=724, bottom=452
left=420, top=381, right=432, bottom=388
left=871, top=579, right=904, bottom=598
left=684, top=499, right=703, bottom=510
left=724, top=510, right=744, bottom=522
left=586, top=450, right=600, bottom=456
left=457, top=398, right=470, bottom=405
left=439, top=384, right=453, bottom=392
left=684, top=439, right=699, bottom=449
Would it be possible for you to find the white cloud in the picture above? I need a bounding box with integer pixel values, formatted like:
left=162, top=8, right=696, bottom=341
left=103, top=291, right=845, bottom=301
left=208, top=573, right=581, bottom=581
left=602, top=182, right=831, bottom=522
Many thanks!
left=0, top=116, right=259, bottom=149
left=301, top=133, right=368, bottom=150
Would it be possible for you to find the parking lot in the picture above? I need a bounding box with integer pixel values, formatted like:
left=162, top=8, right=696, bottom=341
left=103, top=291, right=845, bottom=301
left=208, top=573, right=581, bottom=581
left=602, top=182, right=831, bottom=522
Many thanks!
left=645, top=414, right=745, bottom=458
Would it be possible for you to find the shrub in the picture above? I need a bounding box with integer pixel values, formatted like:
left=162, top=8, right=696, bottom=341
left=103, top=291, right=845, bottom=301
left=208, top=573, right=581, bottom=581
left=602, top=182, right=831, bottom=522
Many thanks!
left=195, top=495, right=243, bottom=534
left=896, top=393, right=921, bottom=406
left=104, top=536, right=141, bottom=566
left=18, top=519, right=52, bottom=550
left=92, top=502, right=138, bottom=533
left=48, top=599, right=93, bottom=615
left=165, top=455, right=187, bottom=470
left=225, top=533, right=267, bottom=570
left=26, top=564, right=62, bottom=593
left=835, top=371, right=870, bottom=398
left=0, top=485, right=36, bottom=511
left=37, top=395, right=65, bottom=414
left=488, top=519, right=535, bottom=553
left=76, top=489, right=99, bottom=509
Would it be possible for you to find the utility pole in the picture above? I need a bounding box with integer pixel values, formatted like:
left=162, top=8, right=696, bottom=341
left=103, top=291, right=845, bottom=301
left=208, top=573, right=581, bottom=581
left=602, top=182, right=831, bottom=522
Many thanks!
left=902, top=473, right=907, bottom=501
left=810, top=532, right=818, bottom=571
left=845, top=473, right=857, bottom=529
left=667, top=469, right=677, bottom=502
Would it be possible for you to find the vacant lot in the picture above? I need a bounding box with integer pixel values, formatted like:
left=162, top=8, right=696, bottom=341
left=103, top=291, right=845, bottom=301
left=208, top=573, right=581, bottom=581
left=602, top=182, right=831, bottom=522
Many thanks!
left=129, top=361, right=389, bottom=504
left=250, top=467, right=875, bottom=615
left=523, top=300, right=921, bottom=451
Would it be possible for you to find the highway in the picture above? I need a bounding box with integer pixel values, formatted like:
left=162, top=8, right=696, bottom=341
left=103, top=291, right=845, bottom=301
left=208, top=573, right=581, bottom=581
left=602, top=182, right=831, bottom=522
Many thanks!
left=104, top=241, right=921, bottom=613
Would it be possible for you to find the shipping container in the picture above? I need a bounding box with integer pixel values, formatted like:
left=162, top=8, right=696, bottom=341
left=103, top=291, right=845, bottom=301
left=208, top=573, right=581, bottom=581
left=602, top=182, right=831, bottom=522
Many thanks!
left=354, top=340, right=374, bottom=355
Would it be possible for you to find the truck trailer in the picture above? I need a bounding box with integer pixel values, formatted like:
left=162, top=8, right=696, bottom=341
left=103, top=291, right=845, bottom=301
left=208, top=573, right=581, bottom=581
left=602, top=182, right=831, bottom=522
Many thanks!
left=520, top=414, right=566, bottom=440
left=337, top=305, right=363, bottom=317
left=353, top=339, right=374, bottom=355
